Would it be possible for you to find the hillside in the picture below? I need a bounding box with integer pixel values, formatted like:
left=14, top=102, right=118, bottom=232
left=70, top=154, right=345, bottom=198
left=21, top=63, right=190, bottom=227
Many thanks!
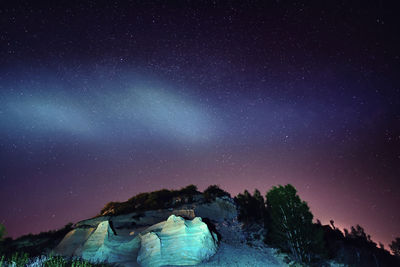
left=1, top=185, right=399, bottom=267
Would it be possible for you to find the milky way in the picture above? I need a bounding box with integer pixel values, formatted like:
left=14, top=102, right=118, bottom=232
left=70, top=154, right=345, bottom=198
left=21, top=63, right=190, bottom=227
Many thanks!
left=0, top=1, right=399, bottom=247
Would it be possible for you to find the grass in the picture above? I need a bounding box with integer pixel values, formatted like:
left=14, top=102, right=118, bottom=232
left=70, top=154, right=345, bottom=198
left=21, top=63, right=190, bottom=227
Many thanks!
left=0, top=253, right=111, bottom=267
left=2, top=252, right=30, bottom=266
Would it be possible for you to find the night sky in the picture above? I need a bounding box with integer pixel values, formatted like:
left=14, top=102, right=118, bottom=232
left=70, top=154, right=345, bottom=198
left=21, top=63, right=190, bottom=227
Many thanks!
left=0, top=1, right=399, bottom=248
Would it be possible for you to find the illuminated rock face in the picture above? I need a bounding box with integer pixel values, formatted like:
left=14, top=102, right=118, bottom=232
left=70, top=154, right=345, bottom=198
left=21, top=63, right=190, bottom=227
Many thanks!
left=56, top=215, right=218, bottom=266
left=53, top=227, right=96, bottom=256
left=137, top=215, right=218, bottom=267
left=80, top=221, right=140, bottom=264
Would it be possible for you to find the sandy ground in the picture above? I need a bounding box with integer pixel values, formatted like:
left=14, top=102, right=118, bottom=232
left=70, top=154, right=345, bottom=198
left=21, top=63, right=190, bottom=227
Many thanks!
left=196, top=242, right=287, bottom=267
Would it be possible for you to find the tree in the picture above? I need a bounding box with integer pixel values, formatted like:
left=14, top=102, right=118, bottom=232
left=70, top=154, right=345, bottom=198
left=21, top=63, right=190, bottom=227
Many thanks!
left=350, top=225, right=368, bottom=241
left=203, top=185, right=230, bottom=202
left=253, top=189, right=265, bottom=214
left=235, top=189, right=265, bottom=223
left=390, top=237, right=400, bottom=256
left=179, top=184, right=198, bottom=195
left=178, top=184, right=199, bottom=202
left=0, top=223, right=6, bottom=240
left=266, top=184, right=325, bottom=264
left=346, top=224, right=377, bottom=248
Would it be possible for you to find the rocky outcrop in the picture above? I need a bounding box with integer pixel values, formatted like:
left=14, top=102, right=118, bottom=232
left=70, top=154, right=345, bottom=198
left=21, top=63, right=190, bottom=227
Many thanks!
left=74, top=196, right=236, bottom=233
left=137, top=215, right=218, bottom=267
left=195, top=196, right=237, bottom=222
left=54, top=197, right=239, bottom=266
left=110, top=208, right=196, bottom=233
left=55, top=215, right=218, bottom=266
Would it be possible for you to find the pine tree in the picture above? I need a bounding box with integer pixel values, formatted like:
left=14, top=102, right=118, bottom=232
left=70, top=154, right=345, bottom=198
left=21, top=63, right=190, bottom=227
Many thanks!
left=266, top=184, right=325, bottom=264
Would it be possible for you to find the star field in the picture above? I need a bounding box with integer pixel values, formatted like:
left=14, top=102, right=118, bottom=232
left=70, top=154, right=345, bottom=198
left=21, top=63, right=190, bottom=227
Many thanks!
left=0, top=1, right=399, bottom=247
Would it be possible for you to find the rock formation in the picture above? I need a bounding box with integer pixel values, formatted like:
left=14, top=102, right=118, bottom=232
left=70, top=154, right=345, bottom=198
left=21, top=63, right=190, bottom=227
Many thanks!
left=55, top=215, right=218, bottom=266
left=80, top=221, right=140, bottom=264
left=137, top=215, right=218, bottom=267
left=74, top=196, right=236, bottom=232
left=53, top=227, right=96, bottom=257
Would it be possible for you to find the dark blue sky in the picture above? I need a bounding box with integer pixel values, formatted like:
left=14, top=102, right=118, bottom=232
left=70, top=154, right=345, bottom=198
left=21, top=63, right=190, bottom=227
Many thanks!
left=0, top=1, right=399, bottom=247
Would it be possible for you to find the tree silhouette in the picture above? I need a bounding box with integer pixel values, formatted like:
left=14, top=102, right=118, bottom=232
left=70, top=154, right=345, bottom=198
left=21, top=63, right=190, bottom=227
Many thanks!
left=390, top=237, right=400, bottom=256
left=346, top=224, right=377, bottom=248
left=253, top=189, right=266, bottom=215
left=266, top=184, right=325, bottom=264
left=203, top=184, right=230, bottom=201
left=0, top=223, right=5, bottom=240
left=235, top=189, right=265, bottom=222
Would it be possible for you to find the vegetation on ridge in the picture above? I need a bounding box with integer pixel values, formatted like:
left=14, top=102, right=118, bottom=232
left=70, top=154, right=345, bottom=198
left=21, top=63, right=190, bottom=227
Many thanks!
left=390, top=237, right=400, bottom=256
left=100, top=184, right=201, bottom=216
left=100, top=184, right=231, bottom=216
left=203, top=184, right=231, bottom=202
left=0, top=223, right=73, bottom=258
left=234, top=184, right=400, bottom=266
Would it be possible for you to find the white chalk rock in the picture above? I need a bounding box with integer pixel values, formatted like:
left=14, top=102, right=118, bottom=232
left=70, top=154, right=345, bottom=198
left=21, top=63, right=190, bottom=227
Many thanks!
left=137, top=215, right=218, bottom=267
left=54, top=227, right=96, bottom=257
left=81, top=221, right=140, bottom=264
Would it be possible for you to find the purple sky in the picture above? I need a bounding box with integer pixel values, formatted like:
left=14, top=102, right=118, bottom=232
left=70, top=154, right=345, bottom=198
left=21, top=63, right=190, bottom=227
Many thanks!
left=0, top=1, right=399, bottom=248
